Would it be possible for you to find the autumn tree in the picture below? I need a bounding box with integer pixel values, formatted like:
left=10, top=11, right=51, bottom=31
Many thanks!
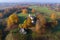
left=6, top=13, right=19, bottom=30
left=35, top=13, right=46, bottom=34
left=50, top=13, right=58, bottom=26
left=21, top=17, right=32, bottom=29
left=35, top=20, right=41, bottom=33
left=50, top=13, right=57, bottom=20
left=0, top=13, right=3, bottom=18
left=31, top=8, right=35, bottom=13
left=22, top=9, right=27, bottom=14
left=36, top=13, right=46, bottom=25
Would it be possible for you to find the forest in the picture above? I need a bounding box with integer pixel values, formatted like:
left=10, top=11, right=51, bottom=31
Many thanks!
left=0, top=5, right=60, bottom=40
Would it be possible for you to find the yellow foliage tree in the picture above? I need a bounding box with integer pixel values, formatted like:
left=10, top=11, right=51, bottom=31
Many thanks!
left=20, top=17, right=32, bottom=29
left=7, top=13, right=19, bottom=28
left=50, top=13, right=58, bottom=27
left=50, top=13, right=57, bottom=20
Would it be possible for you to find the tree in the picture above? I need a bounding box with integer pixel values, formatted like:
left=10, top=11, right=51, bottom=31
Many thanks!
left=35, top=19, right=46, bottom=34
left=50, top=13, right=57, bottom=20
left=7, top=13, right=19, bottom=29
left=36, top=13, right=46, bottom=25
left=0, top=13, right=3, bottom=18
left=35, top=13, right=46, bottom=34
left=22, top=9, right=27, bottom=14
left=50, top=13, right=58, bottom=27
left=21, top=17, right=32, bottom=28
left=31, top=8, right=35, bottom=13
left=35, top=20, right=41, bottom=33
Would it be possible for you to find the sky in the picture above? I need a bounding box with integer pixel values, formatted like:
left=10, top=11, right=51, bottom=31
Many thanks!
left=0, top=0, right=60, bottom=3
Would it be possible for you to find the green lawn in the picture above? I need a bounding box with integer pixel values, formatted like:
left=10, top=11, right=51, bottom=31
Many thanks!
left=17, top=13, right=35, bottom=24
left=29, top=6, right=55, bottom=14
left=17, top=13, right=35, bottom=17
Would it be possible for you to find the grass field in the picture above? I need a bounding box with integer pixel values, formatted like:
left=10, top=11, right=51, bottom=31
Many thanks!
left=17, top=13, right=35, bottom=24
left=29, top=6, right=60, bottom=16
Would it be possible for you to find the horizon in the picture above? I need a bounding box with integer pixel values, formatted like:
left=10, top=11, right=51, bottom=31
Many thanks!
left=0, top=2, right=60, bottom=4
left=0, top=0, right=60, bottom=3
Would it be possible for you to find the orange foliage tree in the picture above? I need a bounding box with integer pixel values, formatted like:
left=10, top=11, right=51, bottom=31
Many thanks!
left=22, top=9, right=27, bottom=14
left=35, top=20, right=41, bottom=33
left=36, top=13, right=46, bottom=25
left=31, top=8, right=35, bottom=13
left=50, top=13, right=57, bottom=20
left=35, top=13, right=46, bottom=34
left=50, top=13, right=58, bottom=26
left=0, top=13, right=3, bottom=18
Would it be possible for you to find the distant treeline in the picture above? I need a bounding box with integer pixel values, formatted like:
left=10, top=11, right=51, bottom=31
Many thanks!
left=0, top=6, right=36, bottom=19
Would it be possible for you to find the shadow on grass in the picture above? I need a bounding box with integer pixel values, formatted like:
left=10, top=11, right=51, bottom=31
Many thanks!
left=18, top=16, right=26, bottom=24
left=52, top=19, right=60, bottom=32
